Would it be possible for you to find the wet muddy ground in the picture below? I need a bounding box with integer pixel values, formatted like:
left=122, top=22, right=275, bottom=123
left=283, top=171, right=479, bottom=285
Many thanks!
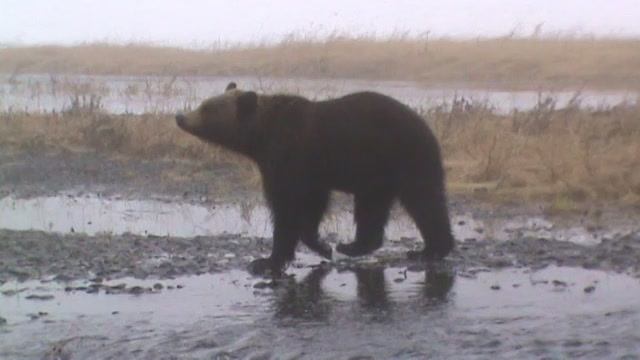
left=1, top=148, right=640, bottom=359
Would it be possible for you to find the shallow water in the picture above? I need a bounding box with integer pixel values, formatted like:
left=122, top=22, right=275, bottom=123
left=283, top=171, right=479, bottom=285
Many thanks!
left=2, top=189, right=640, bottom=358
left=1, top=74, right=636, bottom=114
left=1, top=265, right=639, bottom=359
left=0, top=193, right=631, bottom=245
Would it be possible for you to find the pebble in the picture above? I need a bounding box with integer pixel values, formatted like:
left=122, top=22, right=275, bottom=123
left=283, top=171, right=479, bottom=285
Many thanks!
left=253, top=281, right=274, bottom=289
left=25, top=294, right=54, bottom=301
left=128, top=286, right=145, bottom=295
left=490, top=285, right=501, bottom=290
left=108, top=283, right=126, bottom=290
left=2, top=288, right=28, bottom=296
left=54, top=274, right=73, bottom=282
left=0, top=316, right=6, bottom=325
left=584, top=285, right=596, bottom=293
left=552, top=280, right=568, bottom=287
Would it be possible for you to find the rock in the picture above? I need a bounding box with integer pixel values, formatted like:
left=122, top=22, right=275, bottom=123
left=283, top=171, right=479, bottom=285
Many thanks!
left=490, top=285, right=501, bottom=290
left=153, top=283, right=163, bottom=290
left=584, top=285, right=596, bottom=293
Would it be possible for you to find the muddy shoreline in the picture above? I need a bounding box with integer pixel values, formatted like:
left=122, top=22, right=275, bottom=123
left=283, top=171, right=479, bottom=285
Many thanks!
left=2, top=226, right=640, bottom=286
left=0, top=149, right=253, bottom=203
left=3, top=146, right=639, bottom=217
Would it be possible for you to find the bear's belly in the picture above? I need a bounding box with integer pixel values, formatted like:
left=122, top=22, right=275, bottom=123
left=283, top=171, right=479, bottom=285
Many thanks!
left=315, top=162, right=397, bottom=194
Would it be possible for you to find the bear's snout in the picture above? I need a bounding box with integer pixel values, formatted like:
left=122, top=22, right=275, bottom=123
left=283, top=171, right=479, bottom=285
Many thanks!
left=175, top=113, right=187, bottom=128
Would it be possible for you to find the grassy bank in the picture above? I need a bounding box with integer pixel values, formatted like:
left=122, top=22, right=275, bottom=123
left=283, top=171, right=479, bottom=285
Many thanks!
left=2, top=98, right=638, bottom=208
left=2, top=37, right=640, bottom=90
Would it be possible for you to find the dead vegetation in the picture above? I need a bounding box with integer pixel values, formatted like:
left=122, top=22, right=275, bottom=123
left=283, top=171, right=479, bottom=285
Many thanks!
left=425, top=96, right=640, bottom=207
left=2, top=97, right=638, bottom=207
left=2, top=36, right=640, bottom=89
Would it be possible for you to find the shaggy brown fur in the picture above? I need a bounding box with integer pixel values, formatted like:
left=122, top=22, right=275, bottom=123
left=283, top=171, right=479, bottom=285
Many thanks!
left=176, top=83, right=454, bottom=275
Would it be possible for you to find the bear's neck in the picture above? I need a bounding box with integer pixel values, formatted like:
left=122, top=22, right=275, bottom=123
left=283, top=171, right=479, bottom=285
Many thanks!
left=211, top=94, right=313, bottom=164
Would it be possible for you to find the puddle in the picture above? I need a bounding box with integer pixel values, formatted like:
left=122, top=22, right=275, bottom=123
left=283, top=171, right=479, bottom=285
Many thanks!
left=1, top=265, right=639, bottom=359
left=0, top=270, right=259, bottom=326
left=0, top=194, right=630, bottom=246
left=1, top=74, right=637, bottom=114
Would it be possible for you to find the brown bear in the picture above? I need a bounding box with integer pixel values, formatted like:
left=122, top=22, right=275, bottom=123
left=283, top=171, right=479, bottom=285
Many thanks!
left=176, top=82, right=454, bottom=275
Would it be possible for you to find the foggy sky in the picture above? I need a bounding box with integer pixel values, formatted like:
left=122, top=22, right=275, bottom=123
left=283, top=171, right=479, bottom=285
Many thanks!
left=1, top=0, right=639, bottom=46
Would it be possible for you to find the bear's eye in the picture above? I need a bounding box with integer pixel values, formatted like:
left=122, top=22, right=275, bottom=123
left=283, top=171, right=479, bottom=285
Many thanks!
left=201, top=104, right=217, bottom=116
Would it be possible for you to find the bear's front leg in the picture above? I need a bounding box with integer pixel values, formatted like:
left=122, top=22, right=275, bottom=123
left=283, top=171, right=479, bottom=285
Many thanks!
left=248, top=258, right=279, bottom=276
left=248, top=215, right=299, bottom=277
left=299, top=189, right=333, bottom=260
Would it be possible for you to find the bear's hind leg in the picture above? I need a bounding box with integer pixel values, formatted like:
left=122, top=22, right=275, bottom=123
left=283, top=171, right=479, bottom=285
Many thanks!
left=336, top=192, right=393, bottom=257
left=399, top=180, right=454, bottom=260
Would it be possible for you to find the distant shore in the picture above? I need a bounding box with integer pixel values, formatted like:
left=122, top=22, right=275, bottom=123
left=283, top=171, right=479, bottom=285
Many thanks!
left=2, top=37, right=640, bottom=90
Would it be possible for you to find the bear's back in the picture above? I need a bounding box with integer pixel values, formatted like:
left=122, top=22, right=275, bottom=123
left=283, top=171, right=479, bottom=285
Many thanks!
left=301, top=92, right=441, bottom=191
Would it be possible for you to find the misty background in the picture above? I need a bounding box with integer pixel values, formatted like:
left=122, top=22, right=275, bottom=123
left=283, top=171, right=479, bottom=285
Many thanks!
left=2, top=0, right=639, bottom=46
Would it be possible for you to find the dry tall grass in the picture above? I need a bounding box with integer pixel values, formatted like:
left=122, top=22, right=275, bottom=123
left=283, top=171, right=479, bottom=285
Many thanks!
left=2, top=99, right=639, bottom=206
left=424, top=98, right=640, bottom=206
left=2, top=37, right=640, bottom=89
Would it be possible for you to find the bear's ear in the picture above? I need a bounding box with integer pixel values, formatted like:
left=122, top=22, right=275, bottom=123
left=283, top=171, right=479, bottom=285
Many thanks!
left=236, top=91, right=258, bottom=120
left=225, top=82, right=237, bottom=92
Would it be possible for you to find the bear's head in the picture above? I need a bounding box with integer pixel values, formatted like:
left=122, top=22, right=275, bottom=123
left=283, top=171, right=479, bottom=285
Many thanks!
left=176, top=82, right=258, bottom=155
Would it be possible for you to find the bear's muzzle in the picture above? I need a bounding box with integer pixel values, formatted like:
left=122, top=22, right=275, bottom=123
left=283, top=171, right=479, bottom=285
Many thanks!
left=175, top=113, right=187, bottom=129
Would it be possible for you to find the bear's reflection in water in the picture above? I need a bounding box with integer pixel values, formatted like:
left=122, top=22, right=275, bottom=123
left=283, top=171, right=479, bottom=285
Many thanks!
left=272, top=265, right=455, bottom=322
